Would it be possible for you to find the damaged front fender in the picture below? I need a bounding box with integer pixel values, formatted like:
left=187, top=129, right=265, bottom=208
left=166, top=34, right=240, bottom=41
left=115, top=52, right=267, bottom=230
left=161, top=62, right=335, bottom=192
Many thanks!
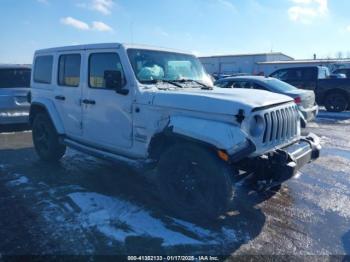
left=168, top=115, right=254, bottom=158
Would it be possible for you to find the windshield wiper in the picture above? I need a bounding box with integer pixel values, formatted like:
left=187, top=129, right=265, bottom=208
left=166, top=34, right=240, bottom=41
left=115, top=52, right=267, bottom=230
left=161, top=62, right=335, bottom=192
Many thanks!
left=176, top=79, right=213, bottom=90
left=141, top=79, right=184, bottom=88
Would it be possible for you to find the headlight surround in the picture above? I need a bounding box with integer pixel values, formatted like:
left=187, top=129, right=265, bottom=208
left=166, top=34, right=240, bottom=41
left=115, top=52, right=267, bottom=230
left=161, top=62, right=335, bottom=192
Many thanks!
left=249, top=115, right=265, bottom=137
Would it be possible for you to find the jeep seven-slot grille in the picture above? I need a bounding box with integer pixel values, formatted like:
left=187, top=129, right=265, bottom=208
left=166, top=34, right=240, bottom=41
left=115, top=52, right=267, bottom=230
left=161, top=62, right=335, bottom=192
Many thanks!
left=262, top=105, right=299, bottom=144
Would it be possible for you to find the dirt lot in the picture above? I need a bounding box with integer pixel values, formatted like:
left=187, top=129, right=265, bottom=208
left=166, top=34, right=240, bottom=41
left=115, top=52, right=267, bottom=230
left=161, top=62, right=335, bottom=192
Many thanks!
left=0, top=110, right=349, bottom=258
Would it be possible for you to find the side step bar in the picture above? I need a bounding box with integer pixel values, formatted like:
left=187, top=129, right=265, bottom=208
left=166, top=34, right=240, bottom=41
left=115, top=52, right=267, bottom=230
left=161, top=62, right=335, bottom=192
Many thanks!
left=63, top=138, right=154, bottom=169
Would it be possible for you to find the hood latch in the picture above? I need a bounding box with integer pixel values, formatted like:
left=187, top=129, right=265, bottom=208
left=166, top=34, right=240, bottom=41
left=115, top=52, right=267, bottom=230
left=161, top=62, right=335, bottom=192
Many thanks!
left=235, top=109, right=245, bottom=124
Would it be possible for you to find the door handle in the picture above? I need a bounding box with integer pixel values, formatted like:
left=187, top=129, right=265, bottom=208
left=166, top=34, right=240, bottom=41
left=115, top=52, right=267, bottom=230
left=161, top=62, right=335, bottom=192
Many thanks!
left=82, top=99, right=96, bottom=105
left=55, top=95, right=66, bottom=101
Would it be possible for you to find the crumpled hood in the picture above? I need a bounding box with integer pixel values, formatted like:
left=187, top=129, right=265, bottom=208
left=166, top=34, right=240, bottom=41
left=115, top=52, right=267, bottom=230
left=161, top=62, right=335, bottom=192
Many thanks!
left=152, top=87, right=293, bottom=115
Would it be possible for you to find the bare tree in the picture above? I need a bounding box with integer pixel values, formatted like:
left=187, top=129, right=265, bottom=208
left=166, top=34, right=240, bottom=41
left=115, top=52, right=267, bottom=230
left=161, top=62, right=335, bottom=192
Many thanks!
left=336, top=51, right=344, bottom=59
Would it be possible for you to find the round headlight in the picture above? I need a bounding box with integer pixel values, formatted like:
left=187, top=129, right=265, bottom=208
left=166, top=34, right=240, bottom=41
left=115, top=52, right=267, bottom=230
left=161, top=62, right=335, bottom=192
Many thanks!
left=249, top=115, right=265, bottom=137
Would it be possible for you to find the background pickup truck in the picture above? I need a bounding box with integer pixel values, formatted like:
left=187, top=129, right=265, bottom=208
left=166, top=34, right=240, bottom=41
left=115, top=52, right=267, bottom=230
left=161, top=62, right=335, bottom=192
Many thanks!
left=270, top=66, right=350, bottom=112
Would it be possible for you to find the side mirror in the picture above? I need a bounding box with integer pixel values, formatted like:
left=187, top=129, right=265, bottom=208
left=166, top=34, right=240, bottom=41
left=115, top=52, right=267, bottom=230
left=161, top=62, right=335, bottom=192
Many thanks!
left=104, top=70, right=129, bottom=95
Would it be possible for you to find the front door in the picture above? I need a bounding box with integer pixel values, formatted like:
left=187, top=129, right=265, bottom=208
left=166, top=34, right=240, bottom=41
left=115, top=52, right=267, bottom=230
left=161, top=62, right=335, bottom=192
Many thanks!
left=54, top=52, right=84, bottom=138
left=81, top=50, right=133, bottom=151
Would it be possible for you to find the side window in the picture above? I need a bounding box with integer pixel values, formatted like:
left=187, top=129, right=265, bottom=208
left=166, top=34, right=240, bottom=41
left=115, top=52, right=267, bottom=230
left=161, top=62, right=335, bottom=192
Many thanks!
left=0, top=69, right=31, bottom=88
left=303, top=68, right=316, bottom=80
left=271, top=69, right=288, bottom=81
left=292, top=69, right=302, bottom=80
left=243, top=81, right=254, bottom=89
left=253, top=83, right=268, bottom=90
left=215, top=81, right=231, bottom=88
left=345, top=69, right=350, bottom=78
left=89, top=53, right=126, bottom=89
left=231, top=81, right=242, bottom=88
left=58, top=54, right=81, bottom=87
left=276, top=68, right=301, bottom=81
left=232, top=81, right=253, bottom=89
left=34, top=55, right=53, bottom=84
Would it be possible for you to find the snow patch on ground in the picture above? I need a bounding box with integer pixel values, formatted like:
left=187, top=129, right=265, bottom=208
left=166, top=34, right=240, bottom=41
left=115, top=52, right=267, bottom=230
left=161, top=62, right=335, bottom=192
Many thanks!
left=6, top=175, right=29, bottom=186
left=306, top=122, right=319, bottom=128
left=2, top=171, right=243, bottom=251
left=320, top=136, right=331, bottom=146
left=323, top=148, right=350, bottom=161
left=69, top=192, right=215, bottom=246
left=303, top=190, right=350, bottom=219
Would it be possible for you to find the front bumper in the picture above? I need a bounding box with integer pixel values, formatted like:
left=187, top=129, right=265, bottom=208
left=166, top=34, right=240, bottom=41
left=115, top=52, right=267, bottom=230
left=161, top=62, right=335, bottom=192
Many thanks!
left=239, top=133, right=321, bottom=186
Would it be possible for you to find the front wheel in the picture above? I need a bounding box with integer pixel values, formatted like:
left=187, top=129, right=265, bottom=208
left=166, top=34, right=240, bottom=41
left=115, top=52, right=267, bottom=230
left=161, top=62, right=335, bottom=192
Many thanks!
left=156, top=143, right=235, bottom=222
left=324, top=93, right=348, bottom=112
left=32, top=113, right=66, bottom=162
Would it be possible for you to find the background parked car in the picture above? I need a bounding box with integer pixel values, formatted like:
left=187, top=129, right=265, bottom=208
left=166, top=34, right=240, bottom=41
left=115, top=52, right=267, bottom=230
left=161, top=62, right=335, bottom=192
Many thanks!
left=0, top=64, right=31, bottom=125
left=211, top=72, right=249, bottom=81
left=215, top=76, right=318, bottom=127
left=270, top=66, right=350, bottom=112
left=269, top=66, right=329, bottom=90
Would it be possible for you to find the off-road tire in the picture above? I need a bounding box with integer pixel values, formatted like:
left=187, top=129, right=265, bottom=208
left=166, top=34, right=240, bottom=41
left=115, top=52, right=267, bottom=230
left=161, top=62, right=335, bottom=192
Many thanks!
left=156, top=143, right=234, bottom=222
left=324, top=92, right=348, bottom=112
left=32, top=113, right=66, bottom=162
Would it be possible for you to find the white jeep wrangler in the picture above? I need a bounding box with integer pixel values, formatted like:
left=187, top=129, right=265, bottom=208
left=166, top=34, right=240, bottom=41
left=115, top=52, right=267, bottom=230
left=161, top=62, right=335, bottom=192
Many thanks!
left=29, top=43, right=321, bottom=220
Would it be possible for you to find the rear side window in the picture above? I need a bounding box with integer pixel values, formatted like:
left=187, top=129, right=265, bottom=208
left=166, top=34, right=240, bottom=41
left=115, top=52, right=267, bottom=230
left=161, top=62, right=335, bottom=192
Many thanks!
left=253, top=83, right=268, bottom=90
left=34, top=55, right=53, bottom=84
left=0, top=68, right=31, bottom=88
left=272, top=69, right=297, bottom=81
left=89, top=53, right=126, bottom=89
left=303, top=68, right=317, bottom=80
left=58, top=54, right=81, bottom=87
left=335, top=69, right=350, bottom=78
left=271, top=69, right=288, bottom=81
left=231, top=81, right=254, bottom=89
left=215, top=81, right=230, bottom=88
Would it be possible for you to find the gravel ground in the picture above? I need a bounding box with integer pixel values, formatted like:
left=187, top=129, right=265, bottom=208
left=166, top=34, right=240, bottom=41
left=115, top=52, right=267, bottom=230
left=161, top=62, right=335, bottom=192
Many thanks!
left=0, top=111, right=349, bottom=259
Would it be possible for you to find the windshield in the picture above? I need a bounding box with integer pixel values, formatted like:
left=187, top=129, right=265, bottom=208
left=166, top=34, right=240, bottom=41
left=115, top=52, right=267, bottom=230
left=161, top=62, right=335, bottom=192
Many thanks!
left=127, top=49, right=211, bottom=86
left=266, top=78, right=297, bottom=92
left=0, top=68, right=31, bottom=88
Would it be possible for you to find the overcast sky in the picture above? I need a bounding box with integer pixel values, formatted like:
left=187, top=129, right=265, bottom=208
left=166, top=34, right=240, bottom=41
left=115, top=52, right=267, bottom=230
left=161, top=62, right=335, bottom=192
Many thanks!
left=1, top=0, right=350, bottom=63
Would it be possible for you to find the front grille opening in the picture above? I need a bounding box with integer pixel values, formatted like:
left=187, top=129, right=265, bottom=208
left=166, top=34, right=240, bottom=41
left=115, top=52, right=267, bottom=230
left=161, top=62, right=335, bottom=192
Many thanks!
left=270, top=111, right=275, bottom=142
left=263, top=113, right=268, bottom=143
left=276, top=110, right=281, bottom=140
left=260, top=105, right=298, bottom=145
left=281, top=109, right=286, bottom=139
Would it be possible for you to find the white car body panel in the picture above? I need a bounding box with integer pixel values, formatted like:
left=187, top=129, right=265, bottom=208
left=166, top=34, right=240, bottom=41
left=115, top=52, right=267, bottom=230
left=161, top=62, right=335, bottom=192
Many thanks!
left=169, top=116, right=248, bottom=154
left=152, top=87, right=293, bottom=116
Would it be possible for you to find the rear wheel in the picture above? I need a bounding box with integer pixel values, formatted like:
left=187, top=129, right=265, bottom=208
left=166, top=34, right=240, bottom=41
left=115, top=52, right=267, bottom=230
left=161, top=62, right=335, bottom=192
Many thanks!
left=156, top=143, right=235, bottom=222
left=32, top=113, right=66, bottom=162
left=324, top=93, right=348, bottom=112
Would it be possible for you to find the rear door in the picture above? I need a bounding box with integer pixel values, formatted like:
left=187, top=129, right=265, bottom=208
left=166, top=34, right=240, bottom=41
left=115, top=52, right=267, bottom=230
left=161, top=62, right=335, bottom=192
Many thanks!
left=53, top=52, right=84, bottom=138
